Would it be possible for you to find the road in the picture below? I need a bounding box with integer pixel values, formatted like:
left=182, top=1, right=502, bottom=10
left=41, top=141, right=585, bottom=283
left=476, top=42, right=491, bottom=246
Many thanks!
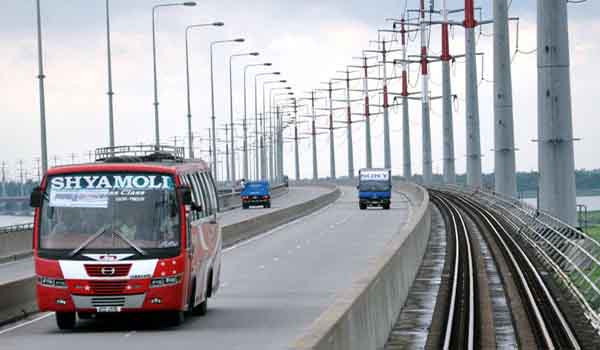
left=0, top=186, right=412, bottom=350
left=0, top=186, right=324, bottom=285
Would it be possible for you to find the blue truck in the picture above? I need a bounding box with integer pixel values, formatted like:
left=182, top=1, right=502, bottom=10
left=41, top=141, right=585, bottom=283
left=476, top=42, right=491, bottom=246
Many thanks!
left=241, top=181, right=271, bottom=209
left=357, top=168, right=392, bottom=210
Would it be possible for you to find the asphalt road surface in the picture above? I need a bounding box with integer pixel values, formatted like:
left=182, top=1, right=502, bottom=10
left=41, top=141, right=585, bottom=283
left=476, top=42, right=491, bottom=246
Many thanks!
left=0, top=186, right=412, bottom=350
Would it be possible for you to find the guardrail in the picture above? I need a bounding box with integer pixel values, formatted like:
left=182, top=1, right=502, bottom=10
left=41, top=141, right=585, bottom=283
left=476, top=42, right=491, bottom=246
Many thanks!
left=442, top=185, right=600, bottom=333
left=0, top=223, right=33, bottom=234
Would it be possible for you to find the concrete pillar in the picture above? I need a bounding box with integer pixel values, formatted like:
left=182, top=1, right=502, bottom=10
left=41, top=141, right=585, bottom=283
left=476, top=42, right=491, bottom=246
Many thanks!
left=493, top=0, right=517, bottom=197
left=537, top=0, right=577, bottom=225
left=382, top=42, right=392, bottom=169
left=328, top=82, right=336, bottom=179
left=345, top=71, right=355, bottom=178
left=311, top=91, right=318, bottom=181
left=441, top=7, right=456, bottom=184
left=465, top=1, right=483, bottom=187
left=442, top=62, right=456, bottom=184
left=420, top=2, right=432, bottom=184
left=362, top=58, right=373, bottom=168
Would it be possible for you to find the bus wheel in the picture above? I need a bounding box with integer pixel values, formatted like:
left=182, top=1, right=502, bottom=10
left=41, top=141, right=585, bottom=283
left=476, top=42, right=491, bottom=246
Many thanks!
left=194, top=299, right=208, bottom=316
left=382, top=203, right=390, bottom=210
left=359, top=203, right=367, bottom=210
left=56, top=312, right=76, bottom=330
left=169, top=311, right=185, bottom=327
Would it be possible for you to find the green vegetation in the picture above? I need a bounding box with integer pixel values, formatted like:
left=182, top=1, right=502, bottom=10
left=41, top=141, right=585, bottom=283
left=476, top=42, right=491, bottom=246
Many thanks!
left=414, top=169, right=600, bottom=196
left=586, top=225, right=600, bottom=242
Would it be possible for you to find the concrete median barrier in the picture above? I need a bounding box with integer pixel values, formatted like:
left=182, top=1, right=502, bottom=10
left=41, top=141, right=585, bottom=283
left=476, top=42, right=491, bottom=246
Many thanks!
left=0, top=185, right=339, bottom=326
left=222, top=184, right=340, bottom=247
left=291, top=182, right=431, bottom=350
left=0, top=277, right=37, bottom=327
left=0, top=229, right=33, bottom=264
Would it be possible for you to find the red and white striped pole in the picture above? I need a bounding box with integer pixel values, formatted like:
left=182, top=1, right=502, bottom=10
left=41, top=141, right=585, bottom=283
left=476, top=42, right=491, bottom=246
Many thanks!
left=362, top=56, right=372, bottom=168
left=420, top=0, right=433, bottom=184
left=463, top=0, right=483, bottom=187
left=441, top=0, right=456, bottom=184
left=400, top=18, right=412, bottom=178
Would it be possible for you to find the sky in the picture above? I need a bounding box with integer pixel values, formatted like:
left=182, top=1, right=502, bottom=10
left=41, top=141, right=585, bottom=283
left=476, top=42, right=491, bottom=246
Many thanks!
left=1, top=0, right=600, bottom=182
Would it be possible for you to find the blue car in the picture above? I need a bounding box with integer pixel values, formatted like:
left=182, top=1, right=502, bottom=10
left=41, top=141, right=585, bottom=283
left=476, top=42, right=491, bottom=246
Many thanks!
left=241, top=181, right=271, bottom=209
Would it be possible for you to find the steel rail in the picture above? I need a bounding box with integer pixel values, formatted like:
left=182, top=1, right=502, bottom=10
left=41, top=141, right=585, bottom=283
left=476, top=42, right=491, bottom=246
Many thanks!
left=431, top=192, right=476, bottom=350
left=447, top=191, right=580, bottom=349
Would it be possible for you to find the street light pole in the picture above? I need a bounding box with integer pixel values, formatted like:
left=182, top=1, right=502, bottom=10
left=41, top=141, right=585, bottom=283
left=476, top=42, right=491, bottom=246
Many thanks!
left=252, top=72, right=281, bottom=179
left=152, top=1, right=196, bottom=148
left=269, top=88, right=292, bottom=182
left=261, top=79, right=286, bottom=180
left=35, top=0, right=48, bottom=174
left=185, top=22, right=224, bottom=159
left=209, top=38, right=244, bottom=179
left=105, top=0, right=115, bottom=149
left=229, top=52, right=259, bottom=183
left=243, top=63, right=271, bottom=180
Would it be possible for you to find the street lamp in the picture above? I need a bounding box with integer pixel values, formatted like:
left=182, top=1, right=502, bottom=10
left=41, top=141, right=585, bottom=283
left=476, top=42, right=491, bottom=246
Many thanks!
left=105, top=0, right=115, bottom=149
left=243, top=63, right=271, bottom=180
left=253, top=72, right=280, bottom=179
left=209, top=38, right=244, bottom=179
left=152, top=1, right=197, bottom=148
left=185, top=21, right=224, bottom=159
left=269, top=87, right=293, bottom=181
left=229, top=52, right=259, bottom=183
left=261, top=79, right=287, bottom=180
left=271, top=92, right=294, bottom=182
left=35, top=0, right=48, bottom=173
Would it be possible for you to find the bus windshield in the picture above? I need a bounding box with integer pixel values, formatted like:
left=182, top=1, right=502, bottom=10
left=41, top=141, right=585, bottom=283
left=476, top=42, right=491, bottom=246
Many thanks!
left=39, top=173, right=180, bottom=252
left=358, top=180, right=390, bottom=192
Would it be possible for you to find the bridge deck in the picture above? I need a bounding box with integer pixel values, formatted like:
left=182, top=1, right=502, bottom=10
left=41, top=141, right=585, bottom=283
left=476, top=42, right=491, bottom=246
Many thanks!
left=0, top=186, right=413, bottom=350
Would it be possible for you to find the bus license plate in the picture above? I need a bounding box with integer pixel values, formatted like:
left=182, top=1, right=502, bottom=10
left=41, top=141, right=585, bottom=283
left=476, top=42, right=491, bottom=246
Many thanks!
left=96, top=306, right=121, bottom=313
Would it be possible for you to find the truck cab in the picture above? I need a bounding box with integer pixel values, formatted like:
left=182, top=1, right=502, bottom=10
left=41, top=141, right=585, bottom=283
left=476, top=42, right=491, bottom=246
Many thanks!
left=240, top=181, right=271, bottom=209
left=357, top=168, right=392, bottom=210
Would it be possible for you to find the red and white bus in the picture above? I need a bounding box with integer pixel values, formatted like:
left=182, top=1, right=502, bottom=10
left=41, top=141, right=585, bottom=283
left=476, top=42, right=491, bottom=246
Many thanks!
left=30, top=146, right=221, bottom=329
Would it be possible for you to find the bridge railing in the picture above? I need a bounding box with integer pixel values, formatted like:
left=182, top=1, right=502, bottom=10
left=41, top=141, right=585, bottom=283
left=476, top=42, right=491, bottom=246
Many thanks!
left=0, top=223, right=34, bottom=234
left=442, top=185, right=600, bottom=332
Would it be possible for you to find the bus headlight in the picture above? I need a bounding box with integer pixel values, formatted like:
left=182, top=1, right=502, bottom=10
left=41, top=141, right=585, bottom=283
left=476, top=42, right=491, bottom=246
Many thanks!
left=150, top=275, right=182, bottom=288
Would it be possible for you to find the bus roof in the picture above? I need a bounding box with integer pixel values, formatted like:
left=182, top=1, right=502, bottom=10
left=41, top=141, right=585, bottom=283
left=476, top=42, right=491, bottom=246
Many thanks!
left=46, top=160, right=210, bottom=177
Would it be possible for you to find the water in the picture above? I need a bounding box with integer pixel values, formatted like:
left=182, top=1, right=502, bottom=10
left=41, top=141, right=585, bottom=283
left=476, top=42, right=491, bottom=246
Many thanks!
left=522, top=195, right=600, bottom=211
left=0, top=215, right=32, bottom=227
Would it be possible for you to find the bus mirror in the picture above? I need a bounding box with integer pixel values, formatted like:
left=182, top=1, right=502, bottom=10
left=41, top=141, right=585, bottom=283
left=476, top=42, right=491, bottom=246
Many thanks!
left=178, top=187, right=193, bottom=205
left=30, top=187, right=44, bottom=208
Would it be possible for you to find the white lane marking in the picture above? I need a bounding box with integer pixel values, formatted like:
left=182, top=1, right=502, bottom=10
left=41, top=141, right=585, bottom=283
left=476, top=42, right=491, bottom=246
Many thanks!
left=0, top=312, right=53, bottom=335
left=223, top=189, right=343, bottom=254
left=273, top=257, right=279, bottom=262
left=258, top=265, right=265, bottom=270
left=124, top=330, right=136, bottom=338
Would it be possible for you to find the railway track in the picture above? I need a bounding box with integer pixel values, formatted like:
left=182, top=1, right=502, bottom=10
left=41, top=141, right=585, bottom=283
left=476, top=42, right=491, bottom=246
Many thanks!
left=432, top=189, right=581, bottom=349
left=429, top=193, right=477, bottom=350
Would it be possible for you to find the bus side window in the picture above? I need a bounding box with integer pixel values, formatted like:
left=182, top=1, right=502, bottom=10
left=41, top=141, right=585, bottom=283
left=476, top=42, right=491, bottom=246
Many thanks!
left=183, top=174, right=199, bottom=221
left=189, top=173, right=207, bottom=218
left=192, top=172, right=209, bottom=217
left=203, top=172, right=218, bottom=214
